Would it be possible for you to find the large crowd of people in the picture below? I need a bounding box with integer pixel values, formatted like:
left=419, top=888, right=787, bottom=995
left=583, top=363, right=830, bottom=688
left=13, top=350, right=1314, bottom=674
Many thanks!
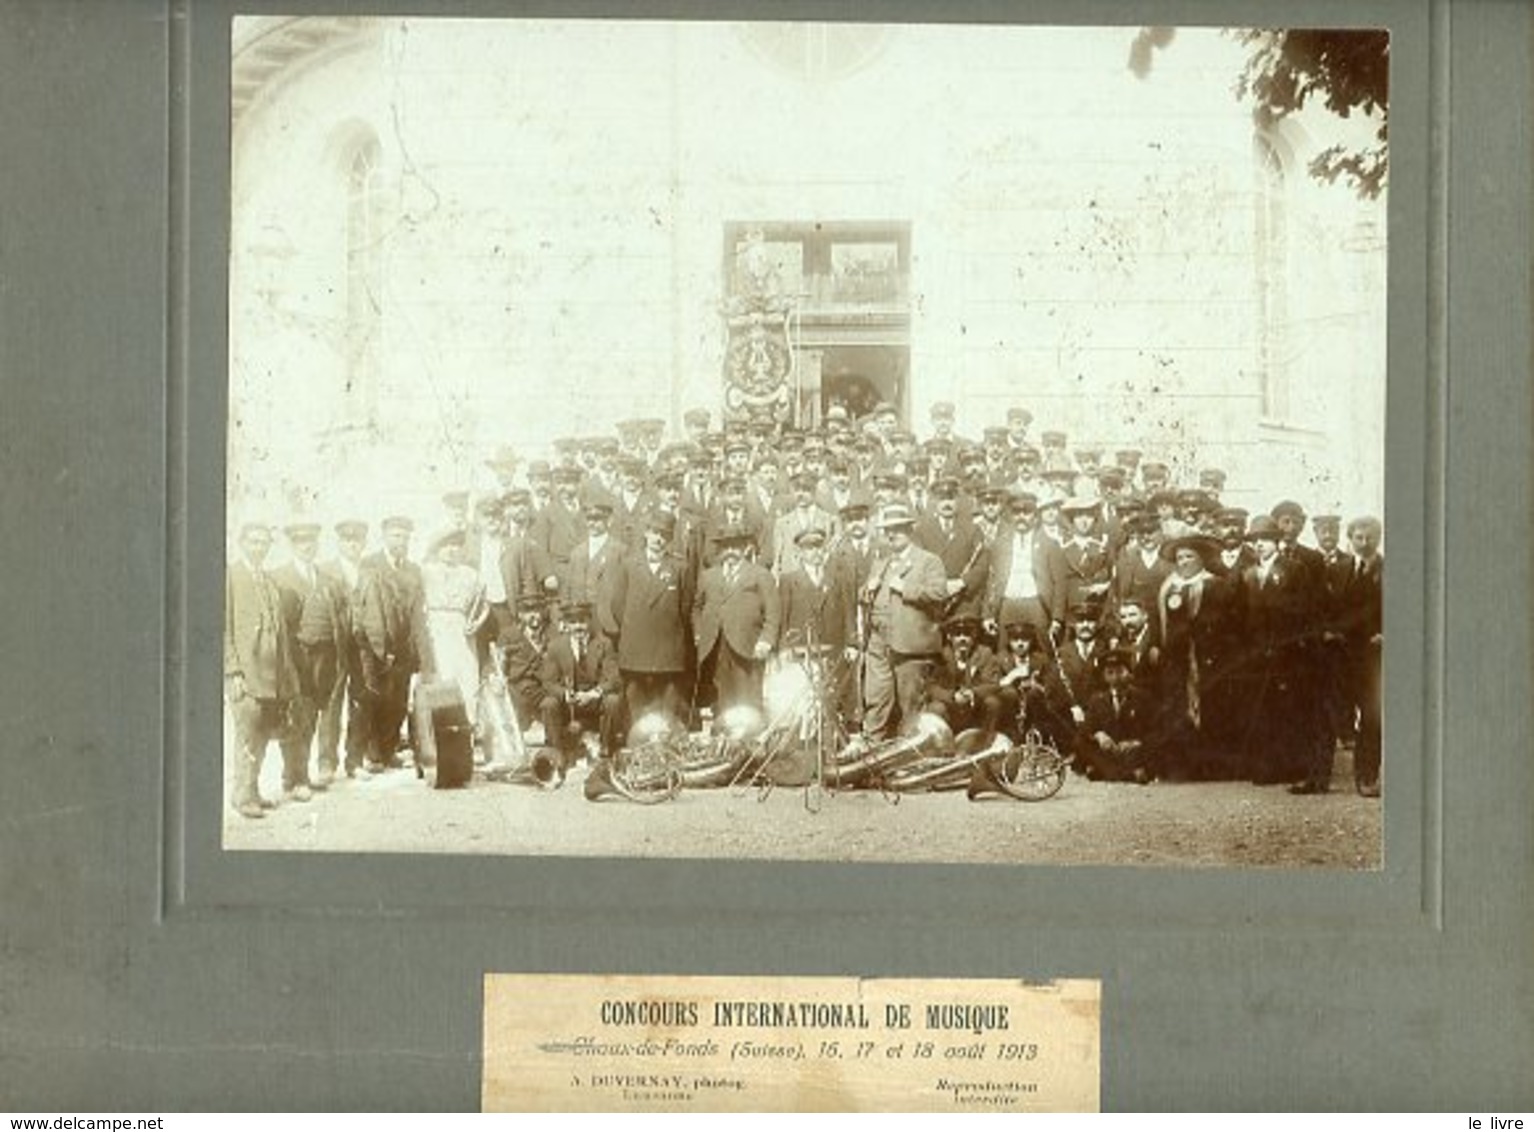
left=223, top=400, right=1383, bottom=820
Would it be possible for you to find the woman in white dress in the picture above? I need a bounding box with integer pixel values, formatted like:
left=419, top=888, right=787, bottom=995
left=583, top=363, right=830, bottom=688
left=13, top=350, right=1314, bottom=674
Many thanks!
left=421, top=529, right=489, bottom=725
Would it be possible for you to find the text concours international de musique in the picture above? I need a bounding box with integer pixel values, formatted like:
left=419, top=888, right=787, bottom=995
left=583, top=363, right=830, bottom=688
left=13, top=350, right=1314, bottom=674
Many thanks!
left=596, top=997, right=1013, bottom=1035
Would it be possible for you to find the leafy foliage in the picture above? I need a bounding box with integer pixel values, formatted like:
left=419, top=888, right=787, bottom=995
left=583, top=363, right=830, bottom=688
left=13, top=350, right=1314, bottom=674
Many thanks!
left=1128, top=27, right=1390, bottom=200
left=1229, top=28, right=1390, bottom=200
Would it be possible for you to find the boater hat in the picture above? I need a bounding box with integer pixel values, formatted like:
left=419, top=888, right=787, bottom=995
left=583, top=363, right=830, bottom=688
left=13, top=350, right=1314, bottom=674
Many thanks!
left=876, top=503, right=918, bottom=529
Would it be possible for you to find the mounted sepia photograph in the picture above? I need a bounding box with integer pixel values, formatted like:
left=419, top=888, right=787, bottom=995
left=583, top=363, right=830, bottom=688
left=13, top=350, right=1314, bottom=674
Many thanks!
left=224, top=17, right=1388, bottom=867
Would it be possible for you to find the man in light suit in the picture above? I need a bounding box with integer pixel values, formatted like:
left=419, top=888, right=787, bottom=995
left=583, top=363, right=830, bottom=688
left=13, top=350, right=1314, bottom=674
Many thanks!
left=693, top=527, right=779, bottom=720
left=224, top=521, right=299, bottom=818
left=982, top=491, right=1069, bottom=654
left=771, top=472, right=836, bottom=577
left=857, top=503, right=952, bottom=742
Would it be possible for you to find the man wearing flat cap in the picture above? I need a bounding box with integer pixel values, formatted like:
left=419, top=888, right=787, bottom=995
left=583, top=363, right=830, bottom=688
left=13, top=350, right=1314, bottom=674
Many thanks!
left=702, top=476, right=768, bottom=570
left=563, top=498, right=626, bottom=610
left=981, top=484, right=1067, bottom=653
left=540, top=601, right=622, bottom=765
left=320, top=518, right=370, bottom=778
left=224, top=520, right=300, bottom=818
left=273, top=520, right=349, bottom=794
left=856, top=503, right=950, bottom=743
left=772, top=471, right=836, bottom=577
left=682, top=407, right=712, bottom=447
left=533, top=467, right=590, bottom=583
left=778, top=526, right=857, bottom=661
left=693, top=525, right=779, bottom=720
left=1005, top=406, right=1033, bottom=449
left=913, top=476, right=989, bottom=620
left=925, top=615, right=1008, bottom=739
left=354, top=514, right=427, bottom=772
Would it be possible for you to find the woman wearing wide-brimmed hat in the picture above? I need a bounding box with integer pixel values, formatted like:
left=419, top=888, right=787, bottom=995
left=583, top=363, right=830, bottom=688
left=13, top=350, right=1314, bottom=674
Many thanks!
left=1155, top=531, right=1240, bottom=780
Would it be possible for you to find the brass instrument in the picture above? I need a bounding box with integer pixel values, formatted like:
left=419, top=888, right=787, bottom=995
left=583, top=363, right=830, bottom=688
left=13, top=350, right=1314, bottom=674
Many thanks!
left=965, top=729, right=1068, bottom=801
left=584, top=711, right=760, bottom=803
left=479, top=641, right=563, bottom=790
left=823, top=712, right=954, bottom=789
left=881, top=726, right=1067, bottom=801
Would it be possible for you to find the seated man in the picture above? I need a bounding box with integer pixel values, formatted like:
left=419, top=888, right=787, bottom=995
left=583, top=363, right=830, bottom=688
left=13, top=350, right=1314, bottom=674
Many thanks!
left=539, top=601, right=622, bottom=765
left=997, top=624, right=1074, bottom=751
left=925, top=615, right=1007, bottom=739
left=497, top=594, right=550, bottom=738
left=1074, top=648, right=1154, bottom=783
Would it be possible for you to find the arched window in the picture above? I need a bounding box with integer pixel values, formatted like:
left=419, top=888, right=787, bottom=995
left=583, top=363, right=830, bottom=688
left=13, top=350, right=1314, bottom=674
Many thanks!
left=1254, top=133, right=1290, bottom=421
left=345, top=134, right=383, bottom=427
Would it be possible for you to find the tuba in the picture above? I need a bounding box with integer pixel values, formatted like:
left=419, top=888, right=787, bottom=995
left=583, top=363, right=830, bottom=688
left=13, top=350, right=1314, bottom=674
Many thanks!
left=823, top=712, right=954, bottom=789
left=479, top=641, right=563, bottom=790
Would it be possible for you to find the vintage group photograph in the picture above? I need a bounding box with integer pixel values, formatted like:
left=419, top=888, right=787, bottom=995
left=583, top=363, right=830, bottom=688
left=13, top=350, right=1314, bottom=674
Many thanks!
left=223, top=18, right=1388, bottom=866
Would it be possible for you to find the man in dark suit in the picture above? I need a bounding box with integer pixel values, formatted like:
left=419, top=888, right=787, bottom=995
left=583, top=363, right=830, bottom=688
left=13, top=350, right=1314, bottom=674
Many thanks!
left=982, top=491, right=1069, bottom=654
left=701, top=477, right=768, bottom=569
left=224, top=521, right=299, bottom=818
left=913, top=476, right=990, bottom=621
left=534, top=467, right=589, bottom=579
left=1238, top=515, right=1316, bottom=788
left=1312, top=512, right=1358, bottom=760
left=1058, top=497, right=1113, bottom=615
left=354, top=515, right=426, bottom=772
left=1343, top=516, right=1384, bottom=797
left=501, top=488, right=559, bottom=615
left=1075, top=648, right=1154, bottom=783
left=539, top=601, right=622, bottom=765
left=272, top=520, right=349, bottom=794
left=600, top=510, right=694, bottom=727
left=562, top=500, right=625, bottom=608
left=319, top=518, right=370, bottom=778
left=1111, top=514, right=1172, bottom=616
left=778, top=526, right=858, bottom=729
left=856, top=503, right=951, bottom=742
left=499, top=595, right=551, bottom=733
left=693, top=527, right=779, bottom=721
left=924, top=615, right=1008, bottom=738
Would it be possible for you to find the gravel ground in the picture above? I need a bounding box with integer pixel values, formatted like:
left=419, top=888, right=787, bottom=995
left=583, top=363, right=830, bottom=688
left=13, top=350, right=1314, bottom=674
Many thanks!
left=225, top=745, right=1382, bottom=868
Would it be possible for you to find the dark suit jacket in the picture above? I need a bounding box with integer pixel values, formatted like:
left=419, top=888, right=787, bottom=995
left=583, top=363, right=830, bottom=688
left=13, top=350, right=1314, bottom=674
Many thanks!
left=912, top=515, right=990, bottom=619
left=1239, top=557, right=1309, bottom=655
left=272, top=563, right=349, bottom=653
left=224, top=559, right=298, bottom=701
left=497, top=528, right=556, bottom=609
left=928, top=645, right=1005, bottom=706
left=1112, top=545, right=1172, bottom=614
left=700, top=504, right=769, bottom=569
left=982, top=523, right=1069, bottom=623
left=1059, top=536, right=1112, bottom=612
left=500, top=629, right=548, bottom=714
left=1338, top=553, right=1383, bottom=643
left=777, top=565, right=856, bottom=652
left=1083, top=685, right=1151, bottom=743
left=602, top=550, right=693, bottom=673
left=539, top=633, right=621, bottom=699
left=355, top=553, right=426, bottom=670
left=533, top=499, right=585, bottom=572
left=564, top=535, right=626, bottom=607
left=693, top=561, right=780, bottom=661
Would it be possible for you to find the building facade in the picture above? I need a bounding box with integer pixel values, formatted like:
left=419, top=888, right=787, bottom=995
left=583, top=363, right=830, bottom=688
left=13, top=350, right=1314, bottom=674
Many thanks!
left=229, top=18, right=1387, bottom=526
